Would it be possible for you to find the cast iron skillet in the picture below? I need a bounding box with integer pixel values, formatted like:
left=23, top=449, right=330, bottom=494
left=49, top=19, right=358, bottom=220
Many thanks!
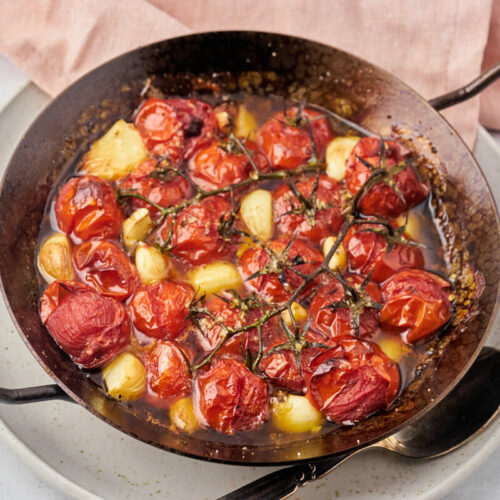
left=0, top=31, right=499, bottom=465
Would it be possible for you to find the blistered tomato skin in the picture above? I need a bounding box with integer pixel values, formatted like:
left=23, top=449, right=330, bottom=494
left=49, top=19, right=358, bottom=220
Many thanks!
left=258, top=107, right=333, bottom=170
left=309, top=275, right=382, bottom=340
left=158, top=196, right=235, bottom=266
left=345, top=137, right=429, bottom=217
left=134, top=97, right=219, bottom=161
left=55, top=175, right=123, bottom=241
left=380, top=269, right=452, bottom=343
left=344, top=223, right=424, bottom=283
left=40, top=281, right=130, bottom=369
left=305, top=336, right=400, bottom=424
left=129, top=281, right=194, bottom=340
left=195, top=358, right=269, bottom=435
left=73, top=240, right=137, bottom=301
left=146, top=341, right=192, bottom=406
left=273, top=175, right=343, bottom=243
left=188, top=139, right=270, bottom=191
left=240, top=236, right=323, bottom=303
left=119, top=158, right=192, bottom=219
left=259, top=344, right=306, bottom=393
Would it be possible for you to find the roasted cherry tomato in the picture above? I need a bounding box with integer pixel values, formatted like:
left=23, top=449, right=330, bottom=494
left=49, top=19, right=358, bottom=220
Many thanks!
left=258, top=107, right=333, bottom=170
left=55, top=175, right=123, bottom=241
left=273, top=175, right=343, bottom=243
left=158, top=195, right=235, bottom=266
left=188, top=139, right=270, bottom=191
left=240, top=236, right=323, bottom=303
left=129, top=281, right=194, bottom=340
left=345, top=137, right=429, bottom=217
left=73, top=240, right=136, bottom=301
left=344, top=223, right=424, bottom=283
left=195, top=358, right=269, bottom=435
left=145, top=341, right=192, bottom=406
left=309, top=274, right=381, bottom=340
left=135, top=97, right=218, bottom=160
left=380, top=269, right=452, bottom=343
left=119, top=158, right=192, bottom=219
left=305, top=336, right=400, bottom=424
left=259, top=344, right=305, bottom=393
left=40, top=281, right=129, bottom=369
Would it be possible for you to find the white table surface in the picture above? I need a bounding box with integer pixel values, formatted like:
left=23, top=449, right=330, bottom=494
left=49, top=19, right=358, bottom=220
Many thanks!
left=0, top=54, right=498, bottom=499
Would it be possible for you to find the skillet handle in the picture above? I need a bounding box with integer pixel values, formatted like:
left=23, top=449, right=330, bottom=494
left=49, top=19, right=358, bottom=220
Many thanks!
left=218, top=451, right=353, bottom=500
left=429, top=61, right=500, bottom=110
left=0, top=384, right=72, bottom=404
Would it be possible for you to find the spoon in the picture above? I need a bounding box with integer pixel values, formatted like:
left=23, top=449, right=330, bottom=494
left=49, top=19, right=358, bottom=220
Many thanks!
left=219, top=346, right=500, bottom=500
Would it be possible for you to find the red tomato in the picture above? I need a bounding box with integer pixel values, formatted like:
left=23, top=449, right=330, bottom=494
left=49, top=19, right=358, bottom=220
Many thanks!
left=194, top=358, right=269, bottom=435
left=55, top=175, right=123, bottom=241
left=258, top=107, right=333, bottom=170
left=134, top=97, right=218, bottom=161
left=380, top=269, right=452, bottom=343
left=145, top=341, right=192, bottom=405
left=240, top=236, right=323, bottom=303
left=188, top=139, right=270, bottom=191
left=129, top=281, right=194, bottom=340
left=344, top=223, right=424, bottom=283
left=305, top=336, right=400, bottom=424
left=259, top=344, right=305, bottom=393
left=345, top=137, right=429, bottom=217
left=158, top=195, right=235, bottom=266
left=309, top=275, right=382, bottom=340
left=40, top=281, right=129, bottom=369
left=120, top=158, right=192, bottom=219
left=73, top=240, right=137, bottom=301
left=273, top=175, right=343, bottom=243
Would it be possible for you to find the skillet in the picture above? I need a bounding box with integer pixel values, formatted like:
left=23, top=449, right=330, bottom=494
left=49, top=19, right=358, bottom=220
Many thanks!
left=0, top=31, right=499, bottom=465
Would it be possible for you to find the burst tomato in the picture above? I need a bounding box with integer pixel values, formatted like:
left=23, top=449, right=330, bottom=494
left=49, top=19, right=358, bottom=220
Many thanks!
left=73, top=240, right=136, bottom=301
left=119, top=158, right=191, bottom=219
left=129, top=281, right=194, bottom=340
left=40, top=281, right=129, bottom=369
left=273, top=175, right=343, bottom=243
left=188, top=139, right=270, bottom=191
left=305, top=336, right=400, bottom=424
left=380, top=269, right=452, bottom=343
left=195, top=358, right=269, bottom=435
left=240, top=236, right=323, bottom=303
left=344, top=223, right=424, bottom=283
left=157, top=195, right=235, bottom=266
left=258, top=107, right=333, bottom=170
left=345, top=137, right=428, bottom=217
left=309, top=275, right=381, bottom=340
left=55, top=175, right=123, bottom=241
left=145, top=341, right=192, bottom=405
left=134, top=97, right=218, bottom=160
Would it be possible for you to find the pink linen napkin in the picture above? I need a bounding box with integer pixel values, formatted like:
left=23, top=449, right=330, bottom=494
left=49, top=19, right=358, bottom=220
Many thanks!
left=0, top=0, right=498, bottom=147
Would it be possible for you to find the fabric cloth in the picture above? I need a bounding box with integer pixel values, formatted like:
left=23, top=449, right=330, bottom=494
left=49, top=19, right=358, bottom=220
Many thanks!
left=0, top=0, right=498, bottom=147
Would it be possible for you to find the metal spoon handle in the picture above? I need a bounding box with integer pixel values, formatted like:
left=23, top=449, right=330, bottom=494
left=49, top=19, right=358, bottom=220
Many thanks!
left=218, top=452, right=352, bottom=500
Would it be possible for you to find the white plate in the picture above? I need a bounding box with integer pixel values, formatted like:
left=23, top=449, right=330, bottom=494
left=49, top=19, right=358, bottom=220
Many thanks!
left=0, top=84, right=498, bottom=500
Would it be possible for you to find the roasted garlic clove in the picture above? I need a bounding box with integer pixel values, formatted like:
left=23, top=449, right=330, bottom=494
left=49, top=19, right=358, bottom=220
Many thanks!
left=169, top=397, right=201, bottom=434
left=122, top=208, right=153, bottom=251
left=240, top=189, right=274, bottom=242
left=396, top=211, right=422, bottom=241
left=271, top=392, right=324, bottom=434
left=188, top=261, right=242, bottom=295
left=325, top=136, right=360, bottom=181
left=102, top=352, right=147, bottom=401
left=234, top=105, right=258, bottom=140
left=322, top=236, right=347, bottom=271
left=281, top=302, right=308, bottom=326
left=83, top=120, right=147, bottom=181
left=37, top=233, right=74, bottom=284
left=377, top=338, right=405, bottom=363
left=135, top=243, right=170, bottom=285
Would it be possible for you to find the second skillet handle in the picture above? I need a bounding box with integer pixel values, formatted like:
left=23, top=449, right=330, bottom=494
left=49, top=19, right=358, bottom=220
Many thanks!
left=0, top=384, right=72, bottom=404
left=429, top=61, right=500, bottom=110
left=218, top=451, right=352, bottom=500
